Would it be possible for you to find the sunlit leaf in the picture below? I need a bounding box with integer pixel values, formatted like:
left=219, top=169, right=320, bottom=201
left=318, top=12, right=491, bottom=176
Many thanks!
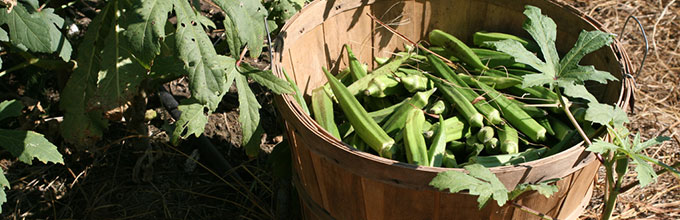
left=430, top=164, right=509, bottom=209
left=123, top=0, right=172, bottom=64
left=235, top=73, right=262, bottom=150
left=212, top=0, right=268, bottom=57
left=560, top=65, right=617, bottom=84
left=559, top=30, right=614, bottom=73
left=171, top=99, right=209, bottom=144
left=522, top=5, right=559, bottom=73
left=239, top=63, right=293, bottom=95
left=0, top=2, right=52, bottom=53
left=584, top=102, right=629, bottom=127
left=173, top=0, right=230, bottom=111
left=586, top=139, right=619, bottom=154
left=0, top=129, right=63, bottom=165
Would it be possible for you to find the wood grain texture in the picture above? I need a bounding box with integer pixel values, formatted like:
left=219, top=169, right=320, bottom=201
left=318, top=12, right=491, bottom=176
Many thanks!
left=271, top=0, right=634, bottom=219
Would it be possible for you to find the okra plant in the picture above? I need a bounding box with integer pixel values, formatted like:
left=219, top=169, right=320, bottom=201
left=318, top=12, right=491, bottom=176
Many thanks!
left=431, top=5, right=680, bottom=219
left=0, top=0, right=306, bottom=213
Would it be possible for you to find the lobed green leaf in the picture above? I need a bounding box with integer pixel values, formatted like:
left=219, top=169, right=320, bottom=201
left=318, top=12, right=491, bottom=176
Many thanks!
left=171, top=99, right=210, bottom=144
left=430, top=164, right=510, bottom=209
left=0, top=129, right=64, bottom=165
left=235, top=73, right=262, bottom=153
left=584, top=102, right=629, bottom=127
left=560, top=65, right=618, bottom=84
left=522, top=5, right=559, bottom=74
left=60, top=0, right=117, bottom=145
left=213, top=0, right=268, bottom=57
left=0, top=3, right=52, bottom=53
left=586, top=139, right=619, bottom=154
left=123, top=0, right=172, bottom=64
left=559, top=30, right=615, bottom=74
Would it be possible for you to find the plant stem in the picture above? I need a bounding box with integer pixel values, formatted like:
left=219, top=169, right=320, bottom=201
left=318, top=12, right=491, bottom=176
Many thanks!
left=602, top=158, right=625, bottom=220
left=554, top=89, right=604, bottom=164
left=555, top=89, right=592, bottom=146
left=511, top=202, right=557, bottom=220
left=0, top=58, right=39, bottom=78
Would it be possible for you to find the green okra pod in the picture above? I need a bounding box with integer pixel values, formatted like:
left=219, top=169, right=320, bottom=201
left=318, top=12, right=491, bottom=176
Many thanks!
left=404, top=108, right=429, bottom=166
left=323, top=67, right=395, bottom=158
left=345, top=44, right=367, bottom=81
left=427, top=116, right=448, bottom=167
left=498, top=123, right=519, bottom=154
left=428, top=55, right=502, bottom=125
left=429, top=29, right=488, bottom=70
left=381, top=89, right=436, bottom=135
left=311, top=87, right=341, bottom=139
left=443, top=150, right=458, bottom=168
left=474, top=81, right=547, bottom=142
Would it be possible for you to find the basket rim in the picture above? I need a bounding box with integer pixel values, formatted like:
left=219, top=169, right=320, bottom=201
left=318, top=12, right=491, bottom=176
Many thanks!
left=271, top=0, right=635, bottom=187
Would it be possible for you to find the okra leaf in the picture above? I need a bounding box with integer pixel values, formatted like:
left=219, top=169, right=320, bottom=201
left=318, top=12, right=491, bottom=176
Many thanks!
left=123, top=0, right=172, bottom=65
left=560, top=65, right=617, bottom=84
left=87, top=28, right=146, bottom=112
left=196, top=15, right=216, bottom=29
left=430, top=164, right=509, bottom=209
left=489, top=39, right=551, bottom=77
left=150, top=55, right=188, bottom=79
left=174, top=0, right=231, bottom=111
left=637, top=154, right=680, bottom=178
left=630, top=152, right=657, bottom=187
left=586, top=139, right=619, bottom=154
left=559, top=30, right=615, bottom=73
left=0, top=2, right=53, bottom=53
left=60, top=0, right=117, bottom=145
left=235, top=73, right=262, bottom=151
left=171, top=99, right=210, bottom=144
left=0, top=129, right=64, bottom=165
left=522, top=5, right=559, bottom=74
left=212, top=0, right=268, bottom=58
left=0, top=171, right=7, bottom=213
left=430, top=169, right=485, bottom=193
left=0, top=99, right=23, bottom=121
left=520, top=73, right=554, bottom=88
left=509, top=179, right=559, bottom=200
left=634, top=135, right=669, bottom=153
left=556, top=79, right=597, bottom=103
left=466, top=164, right=509, bottom=208
left=584, top=102, right=629, bottom=127
left=239, top=63, right=294, bottom=95
left=40, top=8, right=73, bottom=61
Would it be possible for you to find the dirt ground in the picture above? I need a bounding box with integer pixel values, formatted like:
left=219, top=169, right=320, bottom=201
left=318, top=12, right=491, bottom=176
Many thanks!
left=0, top=0, right=678, bottom=219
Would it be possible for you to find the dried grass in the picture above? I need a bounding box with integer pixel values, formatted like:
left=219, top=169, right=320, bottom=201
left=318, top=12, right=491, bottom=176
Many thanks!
left=554, top=0, right=680, bottom=219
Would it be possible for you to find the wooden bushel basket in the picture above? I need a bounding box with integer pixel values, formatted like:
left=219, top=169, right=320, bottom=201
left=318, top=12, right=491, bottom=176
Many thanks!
left=272, top=0, right=635, bottom=219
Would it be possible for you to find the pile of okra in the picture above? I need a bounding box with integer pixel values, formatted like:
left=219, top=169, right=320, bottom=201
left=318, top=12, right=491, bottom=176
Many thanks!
left=309, top=29, right=587, bottom=168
